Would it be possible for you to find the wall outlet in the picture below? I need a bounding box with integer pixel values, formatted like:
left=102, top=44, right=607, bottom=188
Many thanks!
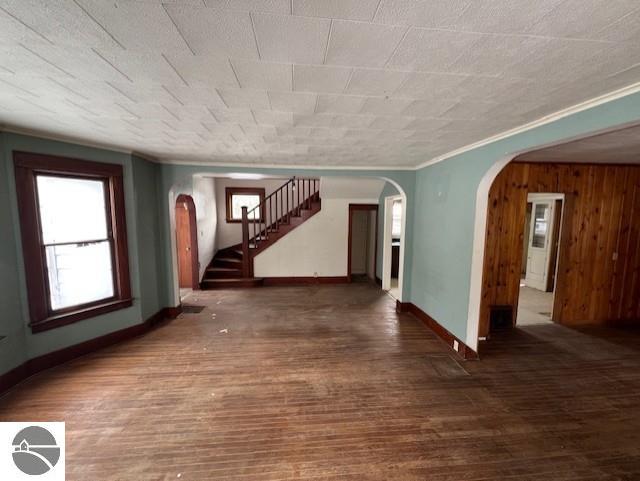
left=453, top=340, right=459, bottom=352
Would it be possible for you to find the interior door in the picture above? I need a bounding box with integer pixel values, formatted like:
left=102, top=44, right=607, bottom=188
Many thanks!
left=176, top=202, right=193, bottom=288
left=525, top=200, right=554, bottom=291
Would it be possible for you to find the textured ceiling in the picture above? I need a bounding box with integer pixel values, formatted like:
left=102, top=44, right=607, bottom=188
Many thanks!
left=516, top=124, right=640, bottom=164
left=1, top=1, right=640, bottom=167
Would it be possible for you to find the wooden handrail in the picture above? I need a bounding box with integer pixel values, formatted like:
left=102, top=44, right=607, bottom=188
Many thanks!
left=241, top=177, right=320, bottom=275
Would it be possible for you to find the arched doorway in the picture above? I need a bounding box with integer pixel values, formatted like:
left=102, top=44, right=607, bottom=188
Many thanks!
left=175, top=194, right=199, bottom=290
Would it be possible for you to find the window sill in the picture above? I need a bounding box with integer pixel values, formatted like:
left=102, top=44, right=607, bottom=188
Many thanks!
left=30, top=298, right=133, bottom=333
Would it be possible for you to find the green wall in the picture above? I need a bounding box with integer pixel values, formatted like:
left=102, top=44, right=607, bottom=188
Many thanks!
left=0, top=134, right=166, bottom=377
left=131, top=155, right=166, bottom=320
left=410, top=91, right=640, bottom=346
left=0, top=133, right=27, bottom=376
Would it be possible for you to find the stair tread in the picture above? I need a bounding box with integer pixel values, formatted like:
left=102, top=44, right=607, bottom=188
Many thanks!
left=207, top=266, right=241, bottom=271
left=202, top=277, right=263, bottom=282
left=200, top=277, right=263, bottom=284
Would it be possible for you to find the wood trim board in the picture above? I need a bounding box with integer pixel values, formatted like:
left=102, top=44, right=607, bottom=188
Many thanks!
left=262, top=276, right=349, bottom=286
left=397, top=301, right=479, bottom=360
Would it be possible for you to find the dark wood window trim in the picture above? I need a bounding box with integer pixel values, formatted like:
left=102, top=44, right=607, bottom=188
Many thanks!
left=14, top=151, right=132, bottom=333
left=225, top=187, right=265, bottom=223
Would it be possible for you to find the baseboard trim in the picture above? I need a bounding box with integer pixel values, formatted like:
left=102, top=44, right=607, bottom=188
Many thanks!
left=0, top=305, right=182, bottom=397
left=262, top=276, right=349, bottom=286
left=397, top=301, right=478, bottom=360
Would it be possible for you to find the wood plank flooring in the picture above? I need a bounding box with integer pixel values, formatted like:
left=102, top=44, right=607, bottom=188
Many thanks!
left=1, top=283, right=639, bottom=480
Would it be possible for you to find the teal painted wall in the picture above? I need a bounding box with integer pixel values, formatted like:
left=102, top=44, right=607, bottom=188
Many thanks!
left=132, top=155, right=165, bottom=320
left=410, top=91, right=640, bottom=344
left=0, top=133, right=28, bottom=375
left=0, top=134, right=166, bottom=377
left=376, top=182, right=400, bottom=279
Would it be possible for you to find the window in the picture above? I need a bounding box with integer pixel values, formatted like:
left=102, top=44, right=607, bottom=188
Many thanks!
left=14, top=152, right=132, bottom=333
left=392, top=200, right=402, bottom=237
left=532, top=203, right=549, bottom=248
left=225, top=187, right=265, bottom=223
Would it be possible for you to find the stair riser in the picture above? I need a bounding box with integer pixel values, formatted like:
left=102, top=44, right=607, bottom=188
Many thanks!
left=205, top=270, right=243, bottom=279
left=200, top=279, right=264, bottom=289
left=219, top=250, right=243, bottom=260
left=213, top=259, right=243, bottom=269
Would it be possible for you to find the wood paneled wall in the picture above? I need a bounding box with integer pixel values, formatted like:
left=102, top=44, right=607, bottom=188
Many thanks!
left=479, top=162, right=640, bottom=337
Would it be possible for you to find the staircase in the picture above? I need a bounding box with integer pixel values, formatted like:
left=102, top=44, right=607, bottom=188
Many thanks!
left=200, top=177, right=321, bottom=289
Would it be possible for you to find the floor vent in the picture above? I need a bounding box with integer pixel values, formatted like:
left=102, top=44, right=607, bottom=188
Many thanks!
left=181, top=305, right=205, bottom=314
left=489, top=305, right=513, bottom=331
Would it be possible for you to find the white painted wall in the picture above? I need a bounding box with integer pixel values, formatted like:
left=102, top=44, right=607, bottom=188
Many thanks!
left=214, top=177, right=288, bottom=249
left=191, top=176, right=217, bottom=281
left=321, top=177, right=384, bottom=199
left=254, top=197, right=379, bottom=277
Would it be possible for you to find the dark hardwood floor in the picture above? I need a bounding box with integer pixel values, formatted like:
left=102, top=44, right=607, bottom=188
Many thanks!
left=1, top=283, right=639, bottom=480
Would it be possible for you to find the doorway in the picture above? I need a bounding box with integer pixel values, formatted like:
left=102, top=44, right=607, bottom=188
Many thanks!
left=517, top=193, right=564, bottom=326
left=382, top=195, right=403, bottom=299
left=175, top=194, right=199, bottom=291
left=348, top=204, right=378, bottom=283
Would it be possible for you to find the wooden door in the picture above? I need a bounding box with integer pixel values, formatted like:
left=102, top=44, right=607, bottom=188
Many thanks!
left=175, top=195, right=198, bottom=288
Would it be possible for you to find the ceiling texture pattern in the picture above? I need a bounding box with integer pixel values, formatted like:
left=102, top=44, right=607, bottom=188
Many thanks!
left=0, top=0, right=639, bottom=167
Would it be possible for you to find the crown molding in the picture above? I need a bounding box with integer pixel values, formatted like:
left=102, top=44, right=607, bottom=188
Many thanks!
left=0, top=125, right=134, bottom=155
left=154, top=157, right=415, bottom=171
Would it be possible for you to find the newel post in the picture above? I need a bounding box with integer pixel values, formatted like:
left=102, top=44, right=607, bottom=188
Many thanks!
left=241, top=206, right=251, bottom=278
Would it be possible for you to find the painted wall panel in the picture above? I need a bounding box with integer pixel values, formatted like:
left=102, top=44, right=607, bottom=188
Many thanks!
left=0, top=133, right=27, bottom=374
left=132, top=155, right=164, bottom=321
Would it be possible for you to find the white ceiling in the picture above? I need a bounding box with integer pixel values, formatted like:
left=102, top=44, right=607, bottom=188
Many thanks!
left=1, top=0, right=640, bottom=168
left=516, top=123, right=640, bottom=164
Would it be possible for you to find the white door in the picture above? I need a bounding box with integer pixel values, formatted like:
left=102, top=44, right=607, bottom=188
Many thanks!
left=525, top=200, right=555, bottom=291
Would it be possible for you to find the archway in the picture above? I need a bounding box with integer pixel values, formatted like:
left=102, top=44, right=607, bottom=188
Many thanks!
left=165, top=173, right=411, bottom=308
